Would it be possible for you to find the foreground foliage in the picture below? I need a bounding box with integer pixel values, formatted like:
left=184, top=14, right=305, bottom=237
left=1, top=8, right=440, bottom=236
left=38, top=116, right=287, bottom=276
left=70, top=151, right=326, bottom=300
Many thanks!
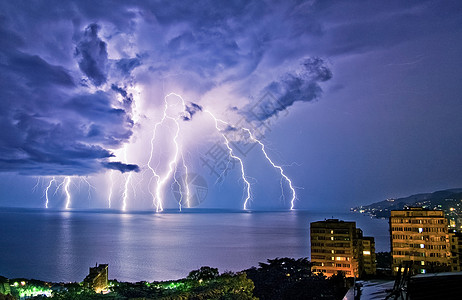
left=6, top=258, right=350, bottom=300
left=111, top=268, right=256, bottom=300
left=245, top=258, right=349, bottom=300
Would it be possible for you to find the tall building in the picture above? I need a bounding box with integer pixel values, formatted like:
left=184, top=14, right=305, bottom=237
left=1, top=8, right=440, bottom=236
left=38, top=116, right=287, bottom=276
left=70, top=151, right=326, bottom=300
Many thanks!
left=449, top=230, right=462, bottom=272
left=390, top=208, right=451, bottom=275
left=83, top=263, right=108, bottom=293
left=361, top=236, right=376, bottom=275
left=310, top=219, right=376, bottom=277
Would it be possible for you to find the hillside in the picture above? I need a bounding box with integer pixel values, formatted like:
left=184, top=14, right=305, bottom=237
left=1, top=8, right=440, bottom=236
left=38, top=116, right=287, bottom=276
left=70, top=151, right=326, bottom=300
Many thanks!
left=351, top=188, right=462, bottom=219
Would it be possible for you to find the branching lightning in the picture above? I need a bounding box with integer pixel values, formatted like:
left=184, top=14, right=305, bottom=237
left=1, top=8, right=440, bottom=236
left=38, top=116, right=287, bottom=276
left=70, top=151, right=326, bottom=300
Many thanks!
left=122, top=148, right=132, bottom=211
left=205, top=110, right=252, bottom=210
left=35, top=89, right=296, bottom=211
left=64, top=176, right=72, bottom=209
left=143, top=92, right=296, bottom=211
left=107, top=170, right=114, bottom=208
left=54, top=178, right=66, bottom=196
left=154, top=106, right=180, bottom=212
left=172, top=154, right=191, bottom=211
left=32, top=177, right=41, bottom=193
left=44, top=177, right=56, bottom=209
left=241, top=128, right=297, bottom=210
left=147, top=97, right=166, bottom=212
left=181, top=154, right=191, bottom=208
left=147, top=92, right=191, bottom=212
left=81, top=177, right=96, bottom=201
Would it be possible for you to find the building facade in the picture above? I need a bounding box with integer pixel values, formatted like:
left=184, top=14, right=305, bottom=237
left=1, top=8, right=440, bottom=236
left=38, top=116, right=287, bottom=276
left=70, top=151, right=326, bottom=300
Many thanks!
left=83, top=264, right=108, bottom=293
left=449, top=230, right=462, bottom=272
left=310, top=219, right=376, bottom=277
left=361, top=236, right=376, bottom=275
left=390, top=208, right=451, bottom=275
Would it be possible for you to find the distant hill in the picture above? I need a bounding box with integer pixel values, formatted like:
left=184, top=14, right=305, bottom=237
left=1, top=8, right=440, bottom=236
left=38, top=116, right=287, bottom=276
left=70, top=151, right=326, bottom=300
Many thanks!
left=351, top=188, right=462, bottom=219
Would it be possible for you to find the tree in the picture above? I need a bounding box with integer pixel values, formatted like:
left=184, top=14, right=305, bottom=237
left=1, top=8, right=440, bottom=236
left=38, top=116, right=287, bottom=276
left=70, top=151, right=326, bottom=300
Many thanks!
left=187, top=266, right=219, bottom=282
left=245, top=257, right=343, bottom=300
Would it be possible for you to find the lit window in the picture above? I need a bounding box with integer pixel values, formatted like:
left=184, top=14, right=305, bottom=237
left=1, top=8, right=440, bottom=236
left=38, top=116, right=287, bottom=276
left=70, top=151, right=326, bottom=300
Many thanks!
left=363, top=251, right=371, bottom=255
left=421, top=261, right=425, bottom=265
left=420, top=244, right=425, bottom=248
left=418, top=228, right=423, bottom=233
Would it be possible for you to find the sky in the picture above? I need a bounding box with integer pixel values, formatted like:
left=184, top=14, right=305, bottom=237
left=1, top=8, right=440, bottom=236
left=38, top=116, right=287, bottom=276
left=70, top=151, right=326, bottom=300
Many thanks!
left=0, top=0, right=461, bottom=211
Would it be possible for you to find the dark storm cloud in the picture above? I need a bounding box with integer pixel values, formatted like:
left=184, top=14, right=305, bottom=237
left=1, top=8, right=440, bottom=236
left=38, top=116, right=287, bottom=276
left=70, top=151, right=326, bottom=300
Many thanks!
left=75, top=23, right=108, bottom=86
left=244, top=57, right=332, bottom=121
left=102, top=162, right=140, bottom=173
left=182, top=102, right=203, bottom=121
left=0, top=18, right=135, bottom=176
left=111, top=84, right=133, bottom=112
left=116, top=57, right=142, bottom=77
left=0, top=0, right=460, bottom=181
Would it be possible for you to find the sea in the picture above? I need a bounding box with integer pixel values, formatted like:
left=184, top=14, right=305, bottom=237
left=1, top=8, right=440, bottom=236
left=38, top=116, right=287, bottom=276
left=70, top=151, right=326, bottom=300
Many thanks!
left=0, top=208, right=389, bottom=283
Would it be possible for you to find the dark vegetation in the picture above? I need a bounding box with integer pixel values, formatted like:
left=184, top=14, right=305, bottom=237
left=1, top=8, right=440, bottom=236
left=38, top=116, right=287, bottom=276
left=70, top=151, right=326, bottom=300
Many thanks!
left=2, top=258, right=351, bottom=300
left=245, top=258, right=350, bottom=300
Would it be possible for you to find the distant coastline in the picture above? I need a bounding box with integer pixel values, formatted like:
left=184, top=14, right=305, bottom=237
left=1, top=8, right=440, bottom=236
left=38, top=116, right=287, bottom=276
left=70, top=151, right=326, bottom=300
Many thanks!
left=351, top=188, right=462, bottom=224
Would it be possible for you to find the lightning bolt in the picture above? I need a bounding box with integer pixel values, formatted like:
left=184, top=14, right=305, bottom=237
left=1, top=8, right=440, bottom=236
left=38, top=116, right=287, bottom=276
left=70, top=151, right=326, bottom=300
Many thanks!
left=181, top=154, right=191, bottom=208
left=241, top=128, right=297, bottom=210
left=122, top=174, right=132, bottom=211
left=147, top=97, right=166, bottom=212
left=147, top=92, right=190, bottom=212
left=172, top=164, right=182, bottom=211
left=144, top=92, right=294, bottom=211
left=32, top=177, right=41, bottom=193
left=107, top=170, right=114, bottom=208
left=155, top=110, right=180, bottom=212
left=172, top=154, right=191, bottom=211
left=44, top=177, right=56, bottom=209
left=54, top=178, right=65, bottom=196
left=64, top=176, right=72, bottom=210
left=121, top=148, right=133, bottom=211
left=81, top=177, right=95, bottom=201
left=205, top=110, right=252, bottom=210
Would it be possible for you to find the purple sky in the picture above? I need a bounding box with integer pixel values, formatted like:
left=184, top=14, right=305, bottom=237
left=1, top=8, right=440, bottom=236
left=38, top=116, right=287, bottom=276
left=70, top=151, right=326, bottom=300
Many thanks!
left=0, top=0, right=461, bottom=211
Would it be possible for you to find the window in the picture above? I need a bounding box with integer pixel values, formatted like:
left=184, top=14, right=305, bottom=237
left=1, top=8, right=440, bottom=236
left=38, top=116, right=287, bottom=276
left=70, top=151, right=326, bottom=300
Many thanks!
left=420, top=244, right=425, bottom=248
left=363, top=251, right=371, bottom=255
left=418, top=228, right=423, bottom=233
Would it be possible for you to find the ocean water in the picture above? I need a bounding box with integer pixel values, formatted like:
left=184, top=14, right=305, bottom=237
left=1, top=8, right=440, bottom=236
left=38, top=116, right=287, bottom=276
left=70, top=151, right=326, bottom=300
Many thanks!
left=0, top=208, right=389, bottom=282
